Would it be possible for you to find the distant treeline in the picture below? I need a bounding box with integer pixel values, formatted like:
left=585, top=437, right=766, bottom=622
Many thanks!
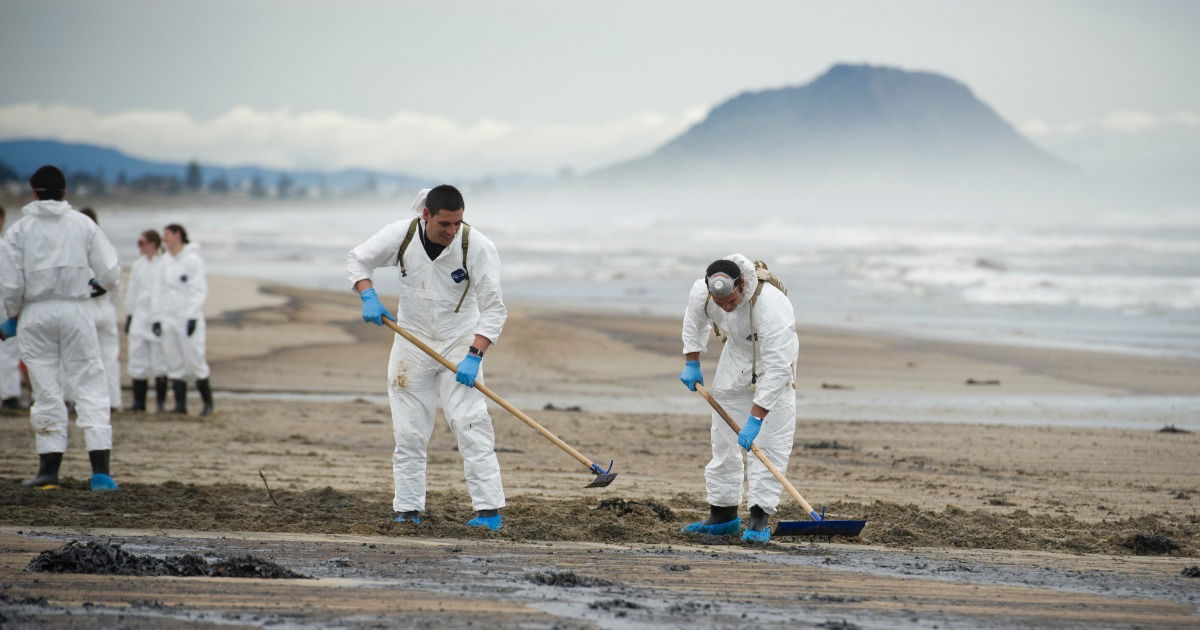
left=0, top=158, right=386, bottom=199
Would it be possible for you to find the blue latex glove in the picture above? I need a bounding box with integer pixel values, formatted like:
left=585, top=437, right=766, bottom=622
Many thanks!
left=679, top=360, right=703, bottom=391
left=456, top=353, right=482, bottom=387
left=359, top=288, right=394, bottom=326
left=0, top=318, right=16, bottom=340
left=738, top=415, right=763, bottom=451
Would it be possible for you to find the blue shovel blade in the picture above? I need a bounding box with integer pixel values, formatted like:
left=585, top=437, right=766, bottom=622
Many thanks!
left=773, top=519, right=868, bottom=537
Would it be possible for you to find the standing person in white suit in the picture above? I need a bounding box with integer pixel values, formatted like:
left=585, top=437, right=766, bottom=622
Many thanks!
left=0, top=205, right=24, bottom=413
left=345, top=185, right=509, bottom=531
left=678, top=254, right=799, bottom=543
left=0, top=165, right=121, bottom=491
left=76, top=207, right=122, bottom=411
left=155, top=224, right=213, bottom=416
left=125, top=229, right=168, bottom=412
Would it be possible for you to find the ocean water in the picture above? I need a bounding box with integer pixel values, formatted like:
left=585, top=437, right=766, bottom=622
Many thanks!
left=93, top=195, right=1200, bottom=359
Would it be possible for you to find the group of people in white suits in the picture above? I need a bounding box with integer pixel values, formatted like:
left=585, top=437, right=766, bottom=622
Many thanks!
left=0, top=165, right=212, bottom=491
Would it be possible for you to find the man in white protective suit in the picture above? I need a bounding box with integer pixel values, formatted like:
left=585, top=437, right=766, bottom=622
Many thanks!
left=345, top=184, right=508, bottom=531
left=678, top=254, right=799, bottom=544
left=0, top=165, right=121, bottom=491
left=0, top=205, right=24, bottom=413
left=156, top=224, right=213, bottom=416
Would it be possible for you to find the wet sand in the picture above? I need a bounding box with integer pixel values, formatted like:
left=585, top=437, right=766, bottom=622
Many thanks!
left=1, top=276, right=1197, bottom=627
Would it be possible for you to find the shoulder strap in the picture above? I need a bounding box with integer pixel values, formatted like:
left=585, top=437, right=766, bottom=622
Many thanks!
left=703, top=294, right=725, bottom=342
left=453, top=223, right=471, bottom=313
left=396, top=217, right=421, bottom=277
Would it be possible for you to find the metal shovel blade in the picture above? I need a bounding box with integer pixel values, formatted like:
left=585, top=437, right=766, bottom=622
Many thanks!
left=774, top=519, right=868, bottom=537
left=585, top=472, right=618, bottom=488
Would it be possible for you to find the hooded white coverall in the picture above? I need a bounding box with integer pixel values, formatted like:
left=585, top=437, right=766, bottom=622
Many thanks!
left=346, top=208, right=508, bottom=513
left=0, top=200, right=120, bottom=454
left=158, top=243, right=210, bottom=380
left=125, top=254, right=166, bottom=380
left=681, top=254, right=799, bottom=514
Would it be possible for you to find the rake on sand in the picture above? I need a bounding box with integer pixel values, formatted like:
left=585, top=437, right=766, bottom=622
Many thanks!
left=695, top=384, right=866, bottom=537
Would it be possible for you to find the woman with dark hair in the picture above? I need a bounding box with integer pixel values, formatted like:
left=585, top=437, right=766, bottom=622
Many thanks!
left=125, top=229, right=168, bottom=412
left=156, top=223, right=213, bottom=416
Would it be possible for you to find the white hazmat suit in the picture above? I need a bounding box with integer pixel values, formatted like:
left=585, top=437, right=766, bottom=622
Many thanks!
left=125, top=254, right=166, bottom=380
left=346, top=205, right=508, bottom=513
left=0, top=200, right=120, bottom=454
left=682, top=254, right=799, bottom=514
left=64, top=287, right=121, bottom=408
left=158, top=243, right=209, bottom=380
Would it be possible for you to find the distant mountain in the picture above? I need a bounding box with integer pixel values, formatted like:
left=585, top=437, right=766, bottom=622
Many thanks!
left=592, top=64, right=1071, bottom=201
left=0, top=139, right=428, bottom=194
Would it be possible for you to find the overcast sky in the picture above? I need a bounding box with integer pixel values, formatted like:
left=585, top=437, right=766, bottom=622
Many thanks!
left=1, top=0, right=1197, bottom=178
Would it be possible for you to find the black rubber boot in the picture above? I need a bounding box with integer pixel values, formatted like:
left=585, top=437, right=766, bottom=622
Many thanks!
left=88, top=449, right=118, bottom=491
left=172, top=379, right=188, bottom=414
left=130, top=379, right=148, bottom=412
left=1, top=397, right=22, bottom=414
left=21, top=452, right=63, bottom=489
left=747, top=505, right=769, bottom=532
left=196, top=378, right=214, bottom=417
left=89, top=449, right=111, bottom=475
left=155, top=376, right=168, bottom=412
left=702, top=504, right=739, bottom=526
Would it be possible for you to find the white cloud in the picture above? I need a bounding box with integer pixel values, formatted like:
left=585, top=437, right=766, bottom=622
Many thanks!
left=0, top=103, right=708, bottom=176
left=1021, top=110, right=1200, bottom=137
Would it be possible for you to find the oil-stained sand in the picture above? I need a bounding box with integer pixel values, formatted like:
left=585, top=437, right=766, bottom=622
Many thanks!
left=1, top=277, right=1198, bottom=626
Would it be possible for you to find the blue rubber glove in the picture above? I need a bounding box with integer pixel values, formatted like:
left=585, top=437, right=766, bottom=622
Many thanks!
left=679, top=360, right=703, bottom=391
left=0, top=318, right=16, bottom=340
left=456, top=353, right=482, bottom=387
left=359, top=288, right=394, bottom=326
left=738, top=415, right=763, bottom=451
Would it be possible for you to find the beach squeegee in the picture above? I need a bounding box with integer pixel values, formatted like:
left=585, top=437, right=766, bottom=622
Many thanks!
left=383, top=318, right=617, bottom=489
left=695, top=384, right=865, bottom=537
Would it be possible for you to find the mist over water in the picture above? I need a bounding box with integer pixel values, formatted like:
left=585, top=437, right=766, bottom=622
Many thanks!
left=95, top=187, right=1200, bottom=358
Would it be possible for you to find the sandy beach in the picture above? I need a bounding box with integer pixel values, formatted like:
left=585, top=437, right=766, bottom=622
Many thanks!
left=1, top=276, right=1197, bottom=627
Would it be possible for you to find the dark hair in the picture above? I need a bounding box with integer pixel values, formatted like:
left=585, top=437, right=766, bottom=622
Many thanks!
left=706, top=259, right=742, bottom=281
left=164, top=223, right=190, bottom=244
left=80, top=207, right=98, bottom=224
left=424, top=184, right=464, bottom=215
left=30, top=165, right=66, bottom=201
left=140, top=229, right=162, bottom=249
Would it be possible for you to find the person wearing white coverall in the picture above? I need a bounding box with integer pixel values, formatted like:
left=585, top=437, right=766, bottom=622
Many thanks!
left=0, top=165, right=121, bottom=491
left=0, top=205, right=24, bottom=412
left=156, top=224, right=213, bottom=416
left=679, top=254, right=798, bottom=543
left=62, top=207, right=122, bottom=411
left=345, top=184, right=508, bottom=531
left=125, top=229, right=169, bottom=412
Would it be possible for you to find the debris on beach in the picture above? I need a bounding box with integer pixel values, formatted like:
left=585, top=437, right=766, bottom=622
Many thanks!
left=26, top=541, right=309, bottom=578
left=965, top=378, right=1001, bottom=386
left=1158, top=424, right=1192, bottom=434
left=1120, top=534, right=1180, bottom=555
left=821, top=383, right=854, bottom=390
left=543, top=403, right=583, bottom=412
left=588, top=598, right=643, bottom=616
left=527, top=570, right=614, bottom=587
left=1182, top=566, right=1200, bottom=577
left=595, top=498, right=676, bottom=522
left=805, top=440, right=854, bottom=450
left=661, top=563, right=691, bottom=572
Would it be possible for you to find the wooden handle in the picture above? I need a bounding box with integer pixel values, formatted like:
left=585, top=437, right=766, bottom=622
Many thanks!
left=382, top=318, right=597, bottom=470
left=695, top=384, right=817, bottom=517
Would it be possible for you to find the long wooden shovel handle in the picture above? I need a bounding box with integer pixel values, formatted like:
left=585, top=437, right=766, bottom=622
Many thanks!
left=695, top=384, right=819, bottom=518
left=382, top=318, right=597, bottom=471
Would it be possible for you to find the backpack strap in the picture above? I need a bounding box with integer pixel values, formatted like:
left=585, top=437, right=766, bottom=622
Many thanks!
left=396, top=217, right=421, bottom=277
left=453, top=223, right=471, bottom=313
